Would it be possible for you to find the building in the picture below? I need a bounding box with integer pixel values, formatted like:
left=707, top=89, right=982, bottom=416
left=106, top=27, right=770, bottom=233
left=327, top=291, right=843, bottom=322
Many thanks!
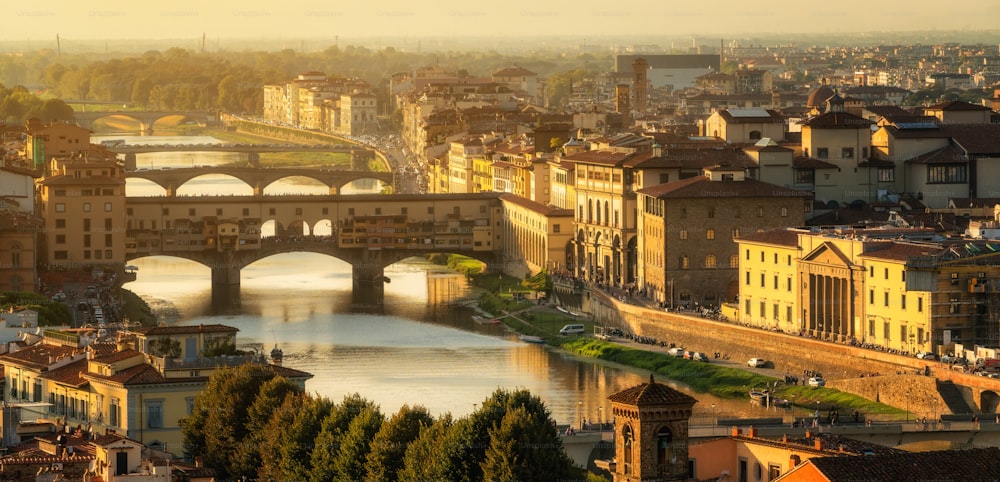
left=607, top=375, right=696, bottom=482
left=24, top=122, right=90, bottom=170
left=922, top=100, right=993, bottom=125
left=702, top=108, right=786, bottom=144
left=0, top=210, right=42, bottom=293
left=738, top=228, right=1000, bottom=354
left=776, top=446, right=1000, bottom=481
left=337, top=91, right=378, bottom=136
left=0, top=326, right=311, bottom=455
left=491, top=66, right=538, bottom=101
left=615, top=54, right=721, bottom=90
left=499, top=194, right=573, bottom=278
left=798, top=94, right=877, bottom=206
left=36, top=143, right=127, bottom=270
left=636, top=165, right=809, bottom=308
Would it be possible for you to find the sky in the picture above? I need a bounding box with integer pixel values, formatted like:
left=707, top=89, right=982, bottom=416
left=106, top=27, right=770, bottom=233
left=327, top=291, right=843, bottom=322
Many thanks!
left=3, top=0, right=997, bottom=43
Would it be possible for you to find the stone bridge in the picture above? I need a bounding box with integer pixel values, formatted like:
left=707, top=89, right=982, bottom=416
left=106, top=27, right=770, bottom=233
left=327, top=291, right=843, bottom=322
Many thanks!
left=125, top=193, right=504, bottom=308
left=127, top=166, right=395, bottom=195
left=74, top=111, right=218, bottom=134
left=111, top=144, right=356, bottom=155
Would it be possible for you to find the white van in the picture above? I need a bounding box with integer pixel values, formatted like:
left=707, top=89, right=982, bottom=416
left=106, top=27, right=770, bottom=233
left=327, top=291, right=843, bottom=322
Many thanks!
left=559, top=324, right=585, bottom=335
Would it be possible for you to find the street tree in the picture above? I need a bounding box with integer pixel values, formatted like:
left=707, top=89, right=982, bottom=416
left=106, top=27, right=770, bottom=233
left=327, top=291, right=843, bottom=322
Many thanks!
left=363, top=404, right=434, bottom=482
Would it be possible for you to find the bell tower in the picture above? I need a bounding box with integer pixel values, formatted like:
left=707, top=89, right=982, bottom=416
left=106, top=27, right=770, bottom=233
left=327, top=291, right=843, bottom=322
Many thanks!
left=609, top=374, right=697, bottom=482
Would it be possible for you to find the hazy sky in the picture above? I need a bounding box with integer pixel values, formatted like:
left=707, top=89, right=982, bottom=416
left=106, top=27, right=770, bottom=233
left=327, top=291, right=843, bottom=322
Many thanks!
left=4, top=0, right=996, bottom=42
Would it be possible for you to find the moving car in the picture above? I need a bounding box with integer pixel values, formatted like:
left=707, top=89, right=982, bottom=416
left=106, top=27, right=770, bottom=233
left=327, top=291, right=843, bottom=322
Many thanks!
left=748, top=358, right=766, bottom=368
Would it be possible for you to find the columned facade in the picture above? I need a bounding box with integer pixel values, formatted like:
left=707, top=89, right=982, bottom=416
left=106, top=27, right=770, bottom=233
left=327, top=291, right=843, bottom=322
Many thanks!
left=798, top=244, right=865, bottom=342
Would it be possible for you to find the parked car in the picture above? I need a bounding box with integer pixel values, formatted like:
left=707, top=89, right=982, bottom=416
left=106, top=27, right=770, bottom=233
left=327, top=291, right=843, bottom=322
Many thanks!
left=807, top=377, right=826, bottom=387
left=668, top=347, right=685, bottom=357
left=690, top=352, right=708, bottom=362
left=748, top=358, right=766, bottom=368
left=916, top=352, right=937, bottom=360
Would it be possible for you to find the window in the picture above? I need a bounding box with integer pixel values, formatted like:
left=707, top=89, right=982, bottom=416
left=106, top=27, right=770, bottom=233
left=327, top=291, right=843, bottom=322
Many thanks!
left=659, top=173, right=669, bottom=183
left=901, top=294, right=907, bottom=310
left=55, top=203, right=65, bottom=212
left=756, top=207, right=764, bottom=217
left=705, top=255, right=716, bottom=268
left=760, top=301, right=766, bottom=317
left=189, top=208, right=196, bottom=216
left=680, top=207, right=687, bottom=218
left=773, top=275, right=778, bottom=289
left=681, top=256, right=689, bottom=269
left=83, top=203, right=91, bottom=212
left=732, top=228, right=740, bottom=239
left=105, top=218, right=112, bottom=230
left=842, top=147, right=854, bottom=159
left=781, top=207, right=788, bottom=217
left=104, top=202, right=112, bottom=212
left=884, top=268, right=889, bottom=279
left=707, top=207, right=715, bottom=218
left=83, top=234, right=90, bottom=247
left=878, top=167, right=894, bottom=182
left=186, top=397, right=196, bottom=415
left=786, top=306, right=792, bottom=322
left=679, top=229, right=688, bottom=240
left=794, top=169, right=815, bottom=184
left=553, top=224, right=560, bottom=233
left=869, top=289, right=874, bottom=305
left=55, top=235, right=66, bottom=244
left=773, top=303, right=779, bottom=320
left=83, top=219, right=91, bottom=232
left=787, top=277, right=792, bottom=292
left=746, top=249, right=750, bottom=260
left=745, top=271, right=751, bottom=285
left=816, top=147, right=829, bottom=159
left=760, top=273, right=765, bottom=287
left=884, top=292, right=889, bottom=307
left=146, top=400, right=163, bottom=428
left=110, top=398, right=121, bottom=428
left=918, top=297, right=923, bottom=312
left=55, top=219, right=65, bottom=228
left=745, top=299, right=751, bottom=314
left=730, top=255, right=739, bottom=268
left=927, top=164, right=967, bottom=184
left=243, top=208, right=250, bottom=216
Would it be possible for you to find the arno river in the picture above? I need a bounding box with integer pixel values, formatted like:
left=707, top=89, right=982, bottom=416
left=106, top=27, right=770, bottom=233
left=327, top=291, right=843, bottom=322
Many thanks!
left=108, top=134, right=778, bottom=426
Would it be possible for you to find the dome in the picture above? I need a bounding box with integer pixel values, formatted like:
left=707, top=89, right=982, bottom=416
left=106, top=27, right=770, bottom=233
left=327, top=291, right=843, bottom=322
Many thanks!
left=806, top=86, right=836, bottom=109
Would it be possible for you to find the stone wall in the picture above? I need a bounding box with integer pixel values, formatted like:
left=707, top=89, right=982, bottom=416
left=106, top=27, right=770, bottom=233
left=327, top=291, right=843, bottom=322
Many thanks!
left=582, top=289, right=1000, bottom=416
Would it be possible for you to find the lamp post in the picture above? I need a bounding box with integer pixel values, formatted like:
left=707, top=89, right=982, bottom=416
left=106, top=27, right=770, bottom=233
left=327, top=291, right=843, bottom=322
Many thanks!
left=578, top=401, right=583, bottom=430
left=711, top=403, right=716, bottom=427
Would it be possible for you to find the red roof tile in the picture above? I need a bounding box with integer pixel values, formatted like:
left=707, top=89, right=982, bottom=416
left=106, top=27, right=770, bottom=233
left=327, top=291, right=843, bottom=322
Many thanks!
left=608, top=375, right=698, bottom=406
left=637, top=176, right=811, bottom=200
left=737, top=229, right=801, bottom=247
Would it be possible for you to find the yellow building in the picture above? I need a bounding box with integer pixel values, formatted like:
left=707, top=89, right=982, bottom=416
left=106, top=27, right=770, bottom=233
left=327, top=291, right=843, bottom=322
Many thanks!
left=738, top=228, right=1000, bottom=354
left=1, top=326, right=311, bottom=455
left=37, top=150, right=127, bottom=270
left=499, top=194, right=573, bottom=278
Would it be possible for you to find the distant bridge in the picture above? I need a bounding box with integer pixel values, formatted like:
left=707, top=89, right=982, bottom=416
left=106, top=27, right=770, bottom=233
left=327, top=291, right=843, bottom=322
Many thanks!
left=126, top=166, right=394, bottom=196
left=109, top=143, right=357, bottom=155
left=125, top=192, right=504, bottom=308
left=74, top=111, right=218, bottom=133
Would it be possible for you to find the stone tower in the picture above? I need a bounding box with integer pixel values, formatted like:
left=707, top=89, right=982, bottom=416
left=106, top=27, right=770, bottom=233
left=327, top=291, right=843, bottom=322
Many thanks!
left=608, top=374, right=697, bottom=482
left=632, top=58, right=648, bottom=116
left=616, top=84, right=631, bottom=117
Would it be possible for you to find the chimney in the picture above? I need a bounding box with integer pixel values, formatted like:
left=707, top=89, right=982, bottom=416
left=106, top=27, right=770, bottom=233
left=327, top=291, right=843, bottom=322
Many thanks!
left=747, top=426, right=757, bottom=438
left=731, top=426, right=742, bottom=437
left=804, top=430, right=813, bottom=438
left=814, top=438, right=824, bottom=451
left=789, top=455, right=800, bottom=469
left=782, top=434, right=788, bottom=443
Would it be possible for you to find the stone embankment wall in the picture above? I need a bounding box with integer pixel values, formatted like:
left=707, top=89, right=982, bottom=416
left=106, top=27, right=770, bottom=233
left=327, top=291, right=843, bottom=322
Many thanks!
left=582, top=290, right=999, bottom=416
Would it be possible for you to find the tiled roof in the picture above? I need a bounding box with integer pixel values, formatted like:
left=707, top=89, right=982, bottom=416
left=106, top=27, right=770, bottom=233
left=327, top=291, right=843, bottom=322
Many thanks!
left=905, top=145, right=966, bottom=164
left=38, top=175, right=124, bottom=186
left=83, top=363, right=170, bottom=386
left=925, top=100, right=992, bottom=111
left=136, top=324, right=238, bottom=336
left=859, top=241, right=943, bottom=261
left=801, top=446, right=1000, bottom=482
left=800, top=112, right=874, bottom=129
left=737, top=229, right=801, bottom=247
left=0, top=343, right=79, bottom=370
left=793, top=157, right=839, bottom=169
left=734, top=433, right=903, bottom=457
left=37, top=358, right=89, bottom=387
left=499, top=193, right=574, bottom=217
left=718, top=109, right=784, bottom=123
left=561, top=150, right=635, bottom=167
left=637, top=176, right=811, bottom=200
left=270, top=364, right=315, bottom=380
left=948, top=124, right=1000, bottom=154
left=608, top=375, right=698, bottom=406
left=493, top=66, right=536, bottom=77
left=92, top=349, right=143, bottom=364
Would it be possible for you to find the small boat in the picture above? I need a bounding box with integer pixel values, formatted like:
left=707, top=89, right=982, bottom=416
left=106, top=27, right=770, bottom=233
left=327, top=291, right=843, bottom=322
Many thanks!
left=270, top=344, right=284, bottom=364
left=472, top=315, right=500, bottom=324
left=519, top=335, right=545, bottom=344
left=772, top=398, right=791, bottom=408
left=749, top=390, right=769, bottom=402
left=556, top=306, right=570, bottom=314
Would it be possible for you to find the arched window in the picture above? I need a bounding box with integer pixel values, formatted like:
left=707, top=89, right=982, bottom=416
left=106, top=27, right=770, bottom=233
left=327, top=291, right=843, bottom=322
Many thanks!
left=680, top=256, right=689, bottom=269
left=706, top=229, right=715, bottom=240
left=588, top=200, right=593, bottom=223
left=730, top=255, right=739, bottom=268
left=705, top=255, right=717, bottom=268
left=622, top=424, right=634, bottom=474
left=679, top=229, right=688, bottom=240
left=749, top=130, right=762, bottom=141
left=604, top=201, right=610, bottom=226
left=656, top=426, right=674, bottom=467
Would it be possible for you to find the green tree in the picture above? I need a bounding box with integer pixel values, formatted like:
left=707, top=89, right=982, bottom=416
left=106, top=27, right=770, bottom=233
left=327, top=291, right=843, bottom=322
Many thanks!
left=364, top=405, right=434, bottom=482
left=180, top=365, right=287, bottom=479
left=521, top=269, right=553, bottom=295
left=273, top=395, right=335, bottom=481
left=256, top=393, right=308, bottom=482
left=482, top=406, right=575, bottom=481
left=309, top=394, right=382, bottom=482
left=398, top=415, right=454, bottom=482
left=232, top=376, right=302, bottom=477
left=327, top=406, right=384, bottom=482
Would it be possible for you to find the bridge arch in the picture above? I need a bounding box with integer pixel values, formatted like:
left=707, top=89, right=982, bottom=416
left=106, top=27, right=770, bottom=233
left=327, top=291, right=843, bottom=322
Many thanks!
left=982, top=390, right=1000, bottom=413
left=127, top=168, right=394, bottom=196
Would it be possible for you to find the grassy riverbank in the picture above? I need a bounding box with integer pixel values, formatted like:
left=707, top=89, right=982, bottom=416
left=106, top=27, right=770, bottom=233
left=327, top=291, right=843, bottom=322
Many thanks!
left=120, top=288, right=158, bottom=327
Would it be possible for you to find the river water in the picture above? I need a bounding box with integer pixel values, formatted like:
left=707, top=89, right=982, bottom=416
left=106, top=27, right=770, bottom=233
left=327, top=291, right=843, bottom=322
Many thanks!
left=105, top=134, right=779, bottom=425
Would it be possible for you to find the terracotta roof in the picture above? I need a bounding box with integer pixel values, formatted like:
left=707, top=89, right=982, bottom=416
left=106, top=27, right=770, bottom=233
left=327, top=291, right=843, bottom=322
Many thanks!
left=798, top=446, right=1000, bottom=482
left=609, top=375, right=697, bottom=406
left=636, top=148, right=757, bottom=170
left=37, top=358, right=89, bottom=387
left=733, top=433, right=903, bottom=457
left=717, top=109, right=784, bottom=123
left=737, top=229, right=801, bottom=247
left=269, top=364, right=315, bottom=380
left=924, top=100, right=992, bottom=112
left=136, top=324, right=238, bottom=336
left=859, top=241, right=943, bottom=261
left=499, top=193, right=574, bottom=217
left=83, top=363, right=170, bottom=386
left=637, top=176, right=811, bottom=200
left=38, top=175, right=124, bottom=186
left=91, top=349, right=143, bottom=364
left=561, top=150, right=635, bottom=167
left=1, top=343, right=79, bottom=370
left=492, top=66, right=536, bottom=77
left=800, top=112, right=874, bottom=129
left=948, top=124, right=1000, bottom=154
left=905, top=145, right=966, bottom=164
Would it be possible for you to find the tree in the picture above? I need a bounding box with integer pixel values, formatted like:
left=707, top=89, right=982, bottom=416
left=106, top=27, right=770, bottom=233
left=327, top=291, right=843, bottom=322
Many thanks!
left=256, top=393, right=308, bottom=482
left=482, top=406, right=575, bottom=482
left=180, top=365, right=289, bottom=479
left=232, top=376, right=303, bottom=477
left=309, top=394, right=381, bottom=482
left=273, top=395, right=335, bottom=481
left=364, top=405, right=434, bottom=482
left=521, top=269, right=553, bottom=296
left=398, top=415, right=454, bottom=482
left=326, top=406, right=384, bottom=482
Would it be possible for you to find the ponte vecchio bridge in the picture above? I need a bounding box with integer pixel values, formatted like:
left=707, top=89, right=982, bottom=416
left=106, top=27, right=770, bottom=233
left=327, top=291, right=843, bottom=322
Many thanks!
left=128, top=166, right=395, bottom=196
left=125, top=192, right=504, bottom=307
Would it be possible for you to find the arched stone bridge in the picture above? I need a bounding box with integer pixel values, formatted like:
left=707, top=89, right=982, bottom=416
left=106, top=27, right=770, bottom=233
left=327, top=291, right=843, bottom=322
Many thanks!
left=110, top=144, right=357, bottom=155
left=75, top=111, right=218, bottom=133
left=127, top=166, right=395, bottom=195
left=124, top=192, right=504, bottom=307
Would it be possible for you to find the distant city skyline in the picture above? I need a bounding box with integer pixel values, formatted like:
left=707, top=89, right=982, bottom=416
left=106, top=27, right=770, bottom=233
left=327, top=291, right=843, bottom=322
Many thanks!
left=3, top=0, right=997, bottom=45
